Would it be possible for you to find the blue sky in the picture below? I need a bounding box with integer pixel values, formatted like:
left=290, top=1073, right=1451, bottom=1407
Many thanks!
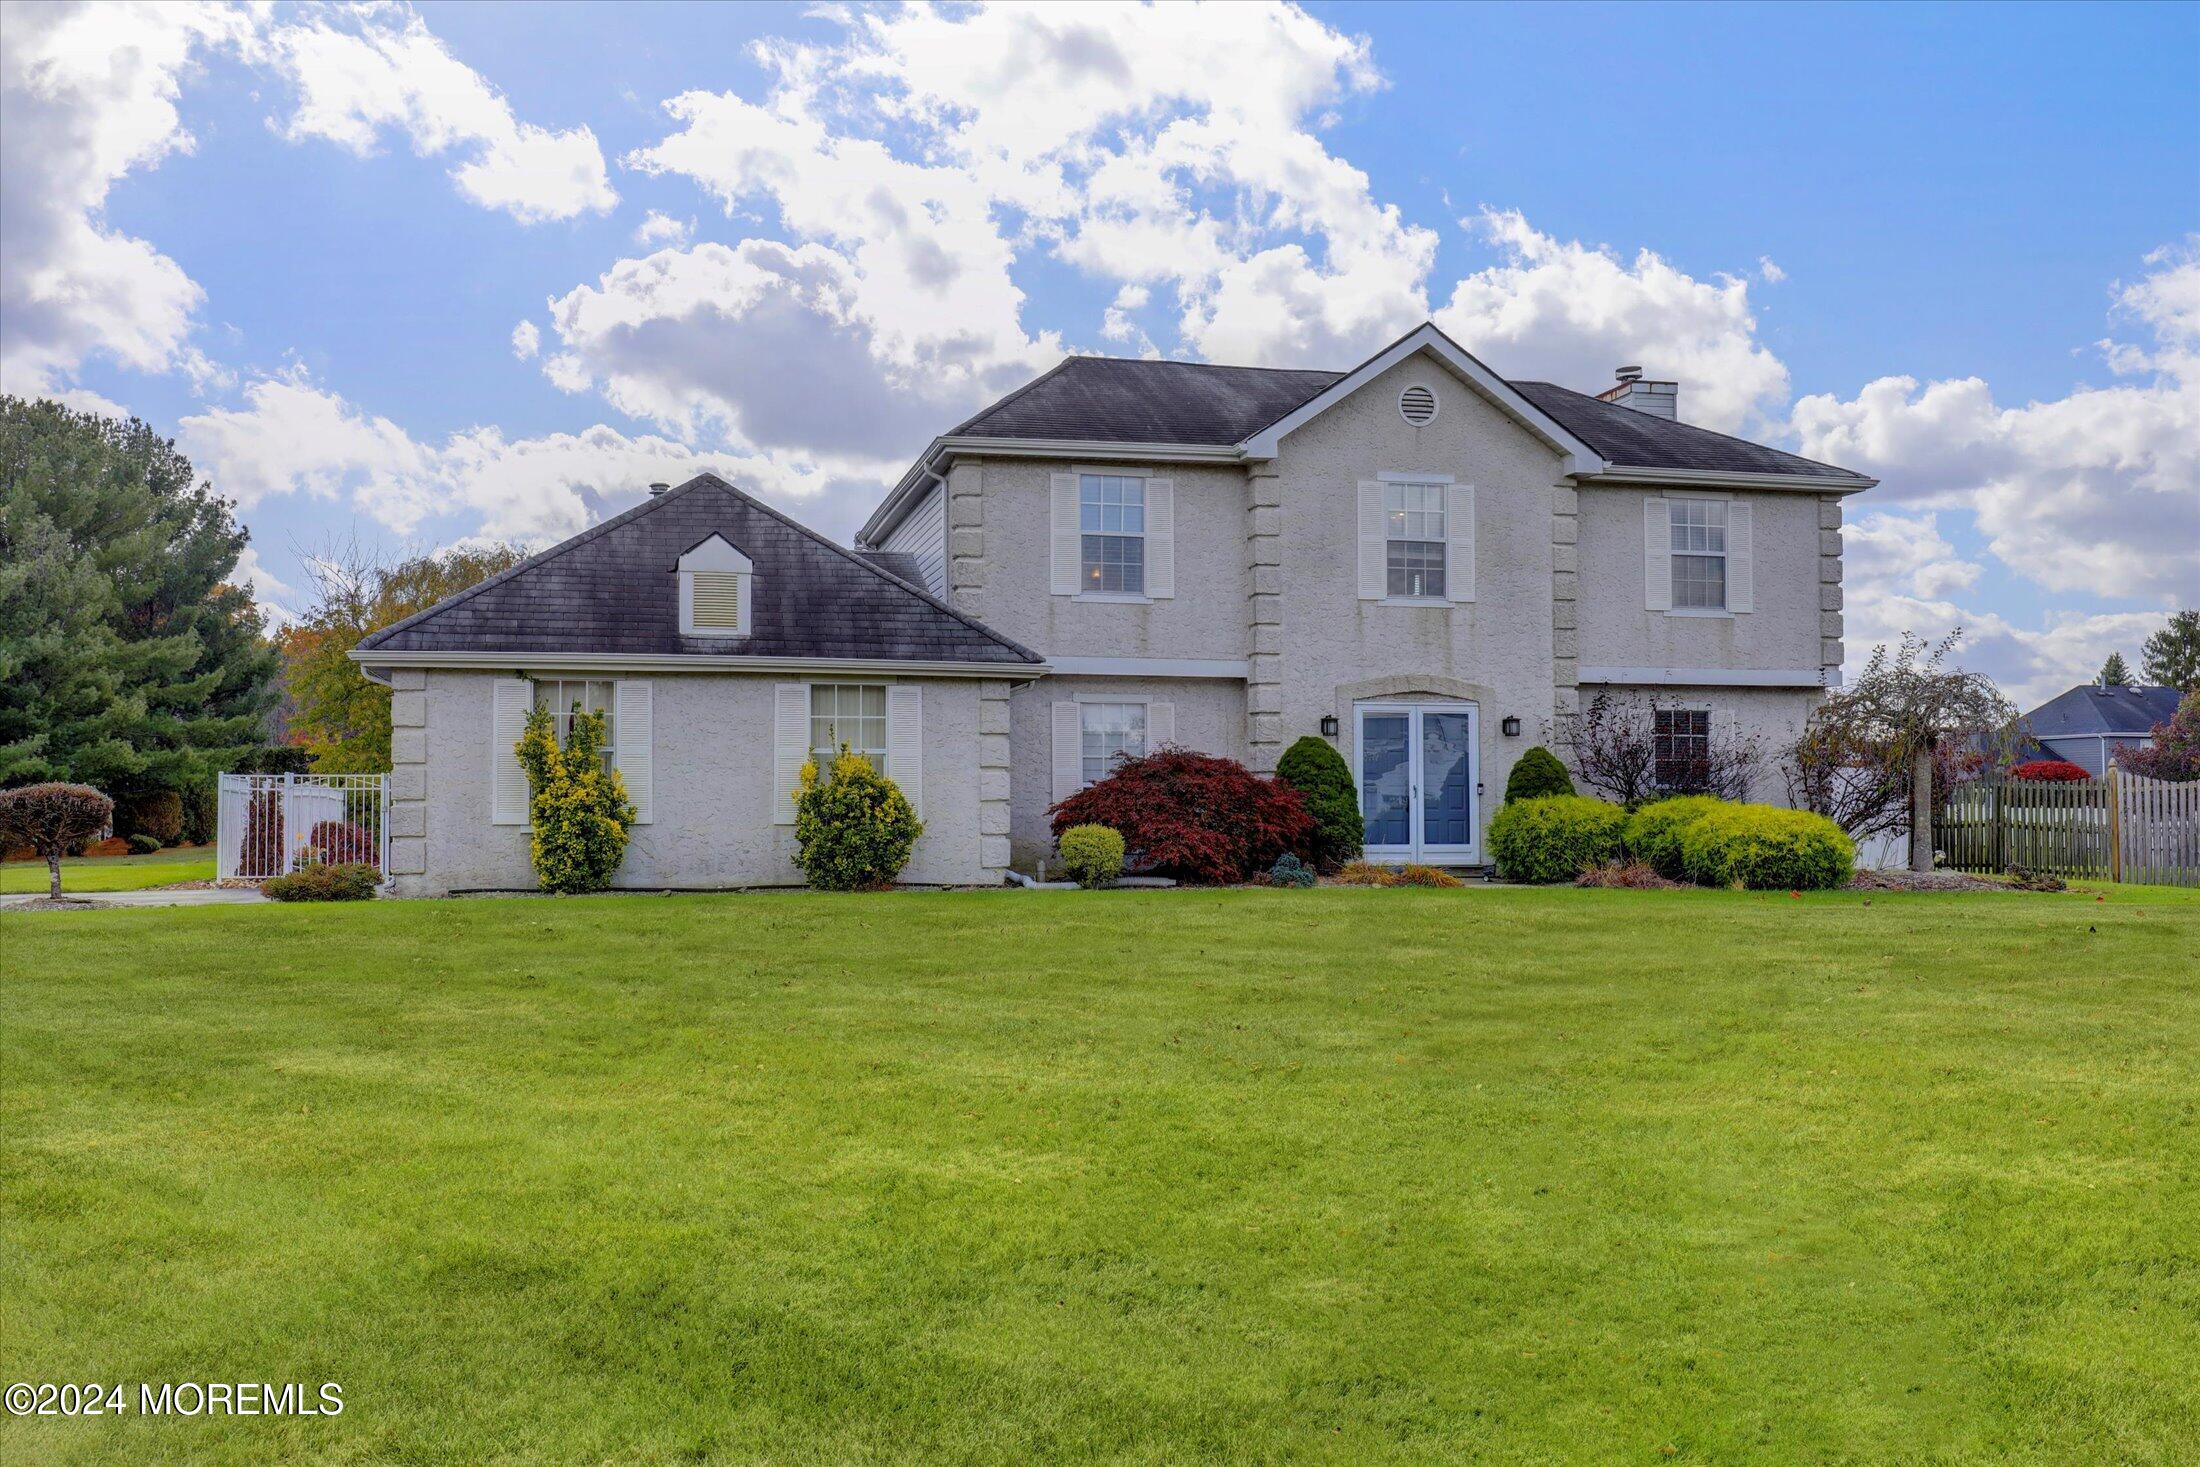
left=3, top=0, right=2194, bottom=703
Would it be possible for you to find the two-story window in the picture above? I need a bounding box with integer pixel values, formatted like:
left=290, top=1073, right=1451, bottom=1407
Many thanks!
left=1669, top=499, right=1727, bottom=609
left=1385, top=480, right=1447, bottom=598
left=1050, top=470, right=1173, bottom=600
left=1646, top=495, right=1751, bottom=614
left=1080, top=474, right=1145, bottom=594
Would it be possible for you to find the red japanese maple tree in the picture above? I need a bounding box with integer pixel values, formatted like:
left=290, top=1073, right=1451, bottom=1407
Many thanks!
left=1049, top=748, right=1313, bottom=884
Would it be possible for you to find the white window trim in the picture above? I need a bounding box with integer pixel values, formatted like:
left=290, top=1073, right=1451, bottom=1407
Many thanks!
left=1381, top=475, right=1450, bottom=601
left=1076, top=697, right=1152, bottom=789
left=1073, top=468, right=1153, bottom=602
left=1663, top=491, right=1732, bottom=616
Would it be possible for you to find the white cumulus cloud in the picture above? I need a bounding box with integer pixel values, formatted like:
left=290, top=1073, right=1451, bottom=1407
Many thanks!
left=510, top=320, right=540, bottom=360
left=266, top=10, right=616, bottom=223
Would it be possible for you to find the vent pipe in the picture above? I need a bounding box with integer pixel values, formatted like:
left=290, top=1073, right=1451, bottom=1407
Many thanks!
left=648, top=481, right=671, bottom=496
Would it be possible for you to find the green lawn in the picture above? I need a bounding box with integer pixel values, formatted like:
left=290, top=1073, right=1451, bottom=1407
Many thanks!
left=0, top=846, right=214, bottom=894
left=3, top=886, right=2196, bottom=1463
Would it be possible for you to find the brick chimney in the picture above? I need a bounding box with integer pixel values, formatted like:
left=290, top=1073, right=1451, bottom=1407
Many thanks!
left=1596, top=365, right=1678, bottom=420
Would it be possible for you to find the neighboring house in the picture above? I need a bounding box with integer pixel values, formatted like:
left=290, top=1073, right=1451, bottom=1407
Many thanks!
left=2015, top=683, right=2185, bottom=775
left=859, top=323, right=1872, bottom=871
left=356, top=322, right=1874, bottom=894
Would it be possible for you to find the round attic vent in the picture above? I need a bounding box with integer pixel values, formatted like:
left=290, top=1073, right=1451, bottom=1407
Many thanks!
left=1399, top=384, right=1438, bottom=426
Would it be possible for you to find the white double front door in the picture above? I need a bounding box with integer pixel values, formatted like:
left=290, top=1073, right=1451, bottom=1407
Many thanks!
left=1355, top=701, right=1480, bottom=865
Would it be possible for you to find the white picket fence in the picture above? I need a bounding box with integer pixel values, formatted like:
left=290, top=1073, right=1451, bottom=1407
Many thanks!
left=216, top=773, right=389, bottom=885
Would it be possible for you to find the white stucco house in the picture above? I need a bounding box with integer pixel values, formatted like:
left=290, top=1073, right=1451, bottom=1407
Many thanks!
left=356, top=323, right=1875, bottom=894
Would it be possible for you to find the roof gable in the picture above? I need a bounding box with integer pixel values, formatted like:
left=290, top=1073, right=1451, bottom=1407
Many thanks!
left=358, top=475, right=1039, bottom=666
left=1236, top=323, right=1609, bottom=474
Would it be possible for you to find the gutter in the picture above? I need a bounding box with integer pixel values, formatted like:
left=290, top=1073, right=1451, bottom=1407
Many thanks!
left=348, top=649, right=1050, bottom=679
left=1580, top=464, right=1879, bottom=493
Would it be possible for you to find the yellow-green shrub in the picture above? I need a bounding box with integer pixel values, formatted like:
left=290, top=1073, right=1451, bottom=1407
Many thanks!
left=1679, top=805, right=1854, bottom=890
left=1057, top=823, right=1125, bottom=888
left=514, top=702, right=635, bottom=894
left=1487, top=795, right=1626, bottom=884
left=1622, top=795, right=1728, bottom=879
left=793, top=748, right=923, bottom=891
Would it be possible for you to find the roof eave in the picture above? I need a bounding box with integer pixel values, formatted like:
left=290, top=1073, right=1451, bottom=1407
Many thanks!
left=1577, top=464, right=1879, bottom=493
left=348, top=649, right=1049, bottom=678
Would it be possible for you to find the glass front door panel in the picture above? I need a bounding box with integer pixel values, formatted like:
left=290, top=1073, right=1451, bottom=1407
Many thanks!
left=1421, top=710, right=1473, bottom=849
left=1361, top=714, right=1412, bottom=850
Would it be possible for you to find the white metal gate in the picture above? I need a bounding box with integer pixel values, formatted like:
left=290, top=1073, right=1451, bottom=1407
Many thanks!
left=217, top=773, right=389, bottom=884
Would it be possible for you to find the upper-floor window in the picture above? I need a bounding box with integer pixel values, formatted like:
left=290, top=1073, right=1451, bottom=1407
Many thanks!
left=1385, top=480, right=1446, bottom=599
left=1670, top=499, right=1727, bottom=609
left=810, top=683, right=887, bottom=770
left=534, top=678, right=615, bottom=771
left=1080, top=474, right=1145, bottom=595
left=1654, top=708, right=1711, bottom=791
left=1081, top=701, right=1147, bottom=787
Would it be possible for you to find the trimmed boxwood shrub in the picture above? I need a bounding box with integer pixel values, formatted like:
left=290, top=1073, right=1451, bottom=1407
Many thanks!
left=1622, top=795, right=1728, bottom=880
left=1503, top=746, right=1575, bottom=802
left=1488, top=795, right=1626, bottom=884
left=1058, top=823, right=1125, bottom=889
left=263, top=862, right=380, bottom=901
left=1275, top=735, right=1362, bottom=871
left=1050, top=748, right=1312, bottom=885
left=1679, top=805, right=1854, bottom=890
left=794, top=749, right=923, bottom=891
left=127, top=833, right=163, bottom=855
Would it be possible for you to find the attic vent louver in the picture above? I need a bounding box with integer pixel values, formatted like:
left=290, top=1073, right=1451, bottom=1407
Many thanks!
left=1399, top=384, right=1438, bottom=426
left=689, top=571, right=743, bottom=629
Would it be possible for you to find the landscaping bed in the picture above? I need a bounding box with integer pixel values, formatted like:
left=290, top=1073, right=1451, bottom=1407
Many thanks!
left=4, top=886, right=2196, bottom=1461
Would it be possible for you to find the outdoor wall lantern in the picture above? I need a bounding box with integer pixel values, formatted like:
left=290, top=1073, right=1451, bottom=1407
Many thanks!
left=1502, top=716, right=1522, bottom=737
left=1319, top=715, right=1339, bottom=738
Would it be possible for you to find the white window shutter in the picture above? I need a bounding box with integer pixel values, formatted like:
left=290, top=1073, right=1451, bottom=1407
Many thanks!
left=1357, top=480, right=1386, bottom=600
left=773, top=683, right=808, bottom=825
left=1726, top=500, right=1753, bottom=612
left=491, top=677, right=530, bottom=825
left=1050, top=472, right=1079, bottom=595
left=1644, top=497, right=1672, bottom=612
left=1148, top=700, right=1175, bottom=751
left=1052, top=701, right=1082, bottom=803
left=1145, top=478, right=1174, bottom=598
left=887, top=684, right=923, bottom=820
left=1446, top=482, right=1476, bottom=603
left=737, top=570, right=753, bottom=633
left=615, top=680, right=653, bottom=824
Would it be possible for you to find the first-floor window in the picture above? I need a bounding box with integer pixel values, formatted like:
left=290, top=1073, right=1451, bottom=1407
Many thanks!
left=1081, top=701, right=1147, bottom=787
left=533, top=678, right=615, bottom=770
left=1385, top=480, right=1446, bottom=598
left=811, top=683, right=888, bottom=771
left=1654, top=708, right=1711, bottom=791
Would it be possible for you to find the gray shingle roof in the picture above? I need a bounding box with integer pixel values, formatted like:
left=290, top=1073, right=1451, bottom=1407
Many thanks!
left=943, top=351, right=1869, bottom=481
left=1507, top=381, right=1867, bottom=481
left=357, top=474, right=1040, bottom=665
left=951, top=356, right=1344, bottom=445
left=2022, top=684, right=2184, bottom=737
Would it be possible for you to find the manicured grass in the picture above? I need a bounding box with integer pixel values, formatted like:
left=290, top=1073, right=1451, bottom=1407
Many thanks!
left=3, top=885, right=2196, bottom=1462
left=0, top=846, right=214, bottom=894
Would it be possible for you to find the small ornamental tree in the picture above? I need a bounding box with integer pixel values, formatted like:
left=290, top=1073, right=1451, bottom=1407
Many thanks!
left=514, top=702, right=635, bottom=894
left=1503, top=746, right=1575, bottom=802
left=2010, top=759, right=2089, bottom=783
left=1274, top=735, right=1361, bottom=871
left=793, top=747, right=923, bottom=890
left=0, top=783, right=114, bottom=899
left=1550, top=692, right=1763, bottom=806
left=1050, top=748, right=1312, bottom=885
left=2115, top=689, right=2200, bottom=781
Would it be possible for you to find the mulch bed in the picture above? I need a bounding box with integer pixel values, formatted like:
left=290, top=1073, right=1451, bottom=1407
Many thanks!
left=1846, top=869, right=2020, bottom=893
